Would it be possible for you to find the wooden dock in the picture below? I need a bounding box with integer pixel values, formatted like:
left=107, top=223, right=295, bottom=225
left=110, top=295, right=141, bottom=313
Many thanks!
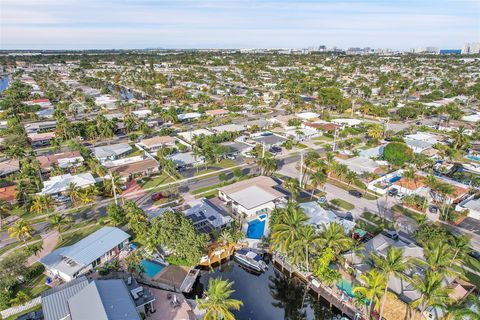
left=273, top=254, right=365, bottom=320
left=198, top=243, right=235, bottom=267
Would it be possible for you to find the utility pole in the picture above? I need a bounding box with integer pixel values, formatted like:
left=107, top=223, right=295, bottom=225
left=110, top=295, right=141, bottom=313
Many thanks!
left=332, top=127, right=338, bottom=152
left=300, top=152, right=304, bottom=188
left=262, top=142, right=266, bottom=158
left=109, top=170, right=118, bottom=206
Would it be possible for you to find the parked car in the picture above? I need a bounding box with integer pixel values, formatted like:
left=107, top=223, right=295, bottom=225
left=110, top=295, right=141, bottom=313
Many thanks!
left=429, top=205, right=438, bottom=214
left=226, top=154, right=236, bottom=160
left=469, top=251, right=480, bottom=261
left=388, top=188, right=399, bottom=197
left=151, top=193, right=165, bottom=201
left=317, top=196, right=327, bottom=204
left=396, top=192, right=405, bottom=200
left=348, top=190, right=362, bottom=198
left=382, top=229, right=399, bottom=240
left=269, top=146, right=282, bottom=154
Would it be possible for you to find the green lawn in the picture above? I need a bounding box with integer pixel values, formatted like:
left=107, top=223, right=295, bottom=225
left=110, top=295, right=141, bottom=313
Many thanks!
left=194, top=189, right=218, bottom=199
left=313, top=135, right=333, bottom=141
left=13, top=264, right=49, bottom=298
left=331, top=198, right=355, bottom=210
left=4, top=305, right=42, bottom=320
left=215, top=159, right=236, bottom=168
left=55, top=224, right=102, bottom=249
left=361, top=211, right=394, bottom=229
left=327, top=178, right=378, bottom=200
left=141, top=174, right=174, bottom=189
left=391, top=205, right=424, bottom=221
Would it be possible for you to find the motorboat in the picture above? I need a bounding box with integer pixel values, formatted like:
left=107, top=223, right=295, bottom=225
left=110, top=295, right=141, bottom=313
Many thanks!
left=234, top=248, right=268, bottom=273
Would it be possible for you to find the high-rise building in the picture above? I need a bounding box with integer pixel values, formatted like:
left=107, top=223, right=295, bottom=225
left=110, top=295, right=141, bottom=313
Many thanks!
left=462, top=42, right=480, bottom=54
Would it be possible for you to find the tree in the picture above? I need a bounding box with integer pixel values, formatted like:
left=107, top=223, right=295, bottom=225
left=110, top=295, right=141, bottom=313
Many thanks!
left=257, top=155, right=277, bottom=176
left=271, top=202, right=309, bottom=254
left=345, top=171, right=358, bottom=187
left=107, top=203, right=127, bottom=226
left=103, top=172, right=123, bottom=198
left=318, top=222, right=353, bottom=256
left=10, top=291, right=31, bottom=307
left=29, top=195, right=55, bottom=215
left=314, top=247, right=341, bottom=286
left=367, top=124, right=383, bottom=140
left=48, top=214, right=73, bottom=240
left=353, top=269, right=386, bottom=319
left=8, top=219, right=34, bottom=242
left=451, top=126, right=469, bottom=150
left=309, top=171, right=326, bottom=199
left=0, top=251, right=28, bottom=293
left=409, top=271, right=451, bottom=320
left=0, top=200, right=12, bottom=229
left=197, top=278, right=243, bottom=320
left=383, top=142, right=414, bottom=167
left=66, top=182, right=81, bottom=206
left=291, top=225, right=320, bottom=272
left=371, top=246, right=410, bottom=320
left=283, top=177, right=301, bottom=199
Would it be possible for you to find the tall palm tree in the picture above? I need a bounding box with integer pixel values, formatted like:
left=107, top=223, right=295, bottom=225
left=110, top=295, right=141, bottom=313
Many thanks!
left=48, top=214, right=73, bottom=240
left=353, top=269, right=386, bottom=319
left=271, top=203, right=309, bottom=254
left=283, top=177, right=301, bottom=200
left=309, top=171, right=327, bottom=199
left=8, top=219, right=34, bottom=242
left=367, top=124, right=383, bottom=140
left=371, top=246, right=410, bottom=320
left=66, top=182, right=81, bottom=206
left=0, top=199, right=12, bottom=229
left=319, top=222, right=353, bottom=255
left=451, top=126, right=469, bottom=150
left=103, top=172, right=123, bottom=198
left=257, top=155, right=277, bottom=176
left=421, top=240, right=458, bottom=277
left=197, top=278, right=243, bottom=320
left=409, top=270, right=452, bottom=320
left=291, top=225, right=320, bottom=272
left=345, top=171, right=358, bottom=187
left=449, top=234, right=471, bottom=264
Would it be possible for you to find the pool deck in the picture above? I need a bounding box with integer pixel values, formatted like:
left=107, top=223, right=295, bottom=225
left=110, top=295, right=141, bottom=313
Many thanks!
left=272, top=254, right=366, bottom=320
left=147, top=288, right=195, bottom=320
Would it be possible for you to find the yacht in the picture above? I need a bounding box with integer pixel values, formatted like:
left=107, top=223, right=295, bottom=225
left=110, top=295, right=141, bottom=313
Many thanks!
left=234, top=248, right=268, bottom=273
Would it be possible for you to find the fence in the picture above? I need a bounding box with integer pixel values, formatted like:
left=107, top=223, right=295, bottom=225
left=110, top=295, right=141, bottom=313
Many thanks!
left=0, top=297, right=41, bottom=319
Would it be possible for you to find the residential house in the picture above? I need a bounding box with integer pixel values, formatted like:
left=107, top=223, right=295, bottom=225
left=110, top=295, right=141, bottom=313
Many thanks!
left=218, top=176, right=287, bottom=217
left=178, top=129, right=213, bottom=143
left=167, top=152, right=203, bottom=169
left=299, top=202, right=355, bottom=233
left=40, top=173, right=96, bottom=195
left=331, top=118, right=363, bottom=128
left=0, top=185, right=16, bottom=204
left=109, top=158, right=159, bottom=180
left=24, top=121, right=56, bottom=134
left=337, top=157, right=383, bottom=175
left=92, top=143, right=132, bottom=163
left=456, top=195, right=480, bottom=220
left=40, top=227, right=130, bottom=282
left=205, top=109, right=229, bottom=117
left=0, top=159, right=20, bottom=178
left=404, top=132, right=438, bottom=154
left=249, top=132, right=288, bottom=148
left=138, top=136, right=177, bottom=152
left=183, top=198, right=233, bottom=233
left=178, top=112, right=202, bottom=122
left=36, top=151, right=84, bottom=173
left=41, top=276, right=154, bottom=320
left=28, top=132, right=56, bottom=148
left=210, top=124, right=246, bottom=134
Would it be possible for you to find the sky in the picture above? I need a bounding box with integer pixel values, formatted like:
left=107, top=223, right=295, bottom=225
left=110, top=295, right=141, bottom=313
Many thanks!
left=1, top=0, right=479, bottom=50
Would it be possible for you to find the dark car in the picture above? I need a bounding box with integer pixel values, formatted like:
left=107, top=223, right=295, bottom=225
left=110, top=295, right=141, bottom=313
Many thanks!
left=269, top=146, right=282, bottom=154
left=469, top=251, right=480, bottom=261
left=348, top=190, right=362, bottom=198
left=428, top=205, right=438, bottom=214
left=388, top=188, right=399, bottom=197
left=151, top=193, right=165, bottom=201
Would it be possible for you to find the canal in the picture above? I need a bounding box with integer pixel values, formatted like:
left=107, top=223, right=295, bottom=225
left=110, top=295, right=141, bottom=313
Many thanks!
left=188, top=258, right=344, bottom=320
left=0, top=75, right=10, bottom=93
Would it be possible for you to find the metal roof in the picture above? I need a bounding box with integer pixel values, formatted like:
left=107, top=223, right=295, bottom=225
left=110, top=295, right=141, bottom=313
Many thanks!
left=228, top=185, right=283, bottom=210
left=61, top=227, right=130, bottom=266
left=68, top=280, right=140, bottom=320
left=41, top=276, right=89, bottom=320
left=92, top=143, right=132, bottom=159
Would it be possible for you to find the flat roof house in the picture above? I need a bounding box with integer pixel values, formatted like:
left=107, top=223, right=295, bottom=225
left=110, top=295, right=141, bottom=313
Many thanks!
left=40, top=173, right=96, bottom=195
left=92, top=143, right=132, bottom=163
left=40, top=227, right=130, bottom=282
left=41, top=276, right=154, bottom=320
left=218, top=176, right=287, bottom=217
left=183, top=198, right=233, bottom=233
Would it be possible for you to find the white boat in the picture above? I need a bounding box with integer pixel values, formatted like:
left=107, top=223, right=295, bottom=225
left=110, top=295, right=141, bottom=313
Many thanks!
left=234, top=249, right=268, bottom=273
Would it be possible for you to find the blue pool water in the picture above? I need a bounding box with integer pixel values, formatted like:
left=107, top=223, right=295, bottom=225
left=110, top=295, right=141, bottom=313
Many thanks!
left=246, top=218, right=266, bottom=239
left=389, top=175, right=401, bottom=183
left=141, top=259, right=165, bottom=277
left=336, top=278, right=355, bottom=297
left=467, top=155, right=480, bottom=162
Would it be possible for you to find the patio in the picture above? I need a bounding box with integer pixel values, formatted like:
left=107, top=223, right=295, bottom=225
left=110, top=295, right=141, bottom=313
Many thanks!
left=147, top=288, right=195, bottom=320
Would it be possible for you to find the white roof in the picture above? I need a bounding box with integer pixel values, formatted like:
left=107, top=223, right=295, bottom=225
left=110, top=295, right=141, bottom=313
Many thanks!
left=337, top=156, right=380, bottom=174
left=462, top=113, right=480, bottom=123
left=299, top=202, right=355, bottom=233
left=296, top=112, right=320, bottom=120
left=228, top=185, right=282, bottom=210
left=178, top=129, right=213, bottom=142
left=40, top=173, right=96, bottom=195
left=178, top=112, right=202, bottom=121
left=211, top=124, right=246, bottom=133
left=405, top=132, right=437, bottom=142
left=167, top=152, right=202, bottom=167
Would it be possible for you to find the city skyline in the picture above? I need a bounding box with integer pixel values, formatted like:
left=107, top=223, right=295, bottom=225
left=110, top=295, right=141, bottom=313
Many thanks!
left=1, top=0, right=479, bottom=50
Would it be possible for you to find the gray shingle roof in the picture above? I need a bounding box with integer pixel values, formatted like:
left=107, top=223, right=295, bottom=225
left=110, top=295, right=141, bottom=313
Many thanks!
left=68, top=280, right=140, bottom=320
left=41, top=276, right=90, bottom=320
left=92, top=143, right=132, bottom=159
left=61, top=227, right=130, bottom=265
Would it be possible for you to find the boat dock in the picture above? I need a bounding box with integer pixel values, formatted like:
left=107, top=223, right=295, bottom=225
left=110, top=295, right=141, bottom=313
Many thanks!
left=272, top=254, right=365, bottom=320
left=198, top=243, right=235, bottom=267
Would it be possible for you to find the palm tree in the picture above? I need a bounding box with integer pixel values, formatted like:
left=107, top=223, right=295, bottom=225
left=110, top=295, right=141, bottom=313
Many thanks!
left=48, top=214, right=73, bottom=240
left=353, top=269, right=386, bottom=319
left=371, top=246, right=410, bottom=320
left=8, top=219, right=34, bottom=242
left=0, top=199, right=12, bottom=229
left=257, top=155, right=277, bottom=176
left=197, top=278, right=243, bottom=320
left=449, top=234, right=471, bottom=264
left=283, top=177, right=301, bottom=200
left=409, top=270, right=452, bottom=320
left=345, top=171, right=358, bottom=187
left=318, top=222, right=353, bottom=255
left=291, top=224, right=320, bottom=272
left=367, top=124, right=383, bottom=140
left=66, top=182, right=81, bottom=206
left=421, top=240, right=458, bottom=277
left=104, top=172, right=123, bottom=198
left=271, top=202, right=309, bottom=254
left=451, top=126, right=469, bottom=150
left=309, top=171, right=327, bottom=199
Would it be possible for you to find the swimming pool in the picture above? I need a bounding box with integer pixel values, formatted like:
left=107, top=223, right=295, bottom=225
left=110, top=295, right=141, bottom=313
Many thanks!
left=389, top=175, right=401, bottom=184
left=141, top=259, right=165, bottom=277
left=246, top=218, right=266, bottom=239
left=336, top=278, right=355, bottom=297
left=467, top=155, right=480, bottom=162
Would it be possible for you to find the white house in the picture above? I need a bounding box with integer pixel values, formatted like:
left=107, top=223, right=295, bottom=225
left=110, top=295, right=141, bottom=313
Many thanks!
left=40, top=227, right=130, bottom=282
left=40, top=173, right=97, bottom=195
left=218, top=176, right=287, bottom=217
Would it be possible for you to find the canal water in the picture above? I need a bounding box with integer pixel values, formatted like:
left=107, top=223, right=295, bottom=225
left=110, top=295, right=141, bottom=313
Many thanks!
left=188, top=258, right=343, bottom=320
left=0, top=75, right=10, bottom=93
